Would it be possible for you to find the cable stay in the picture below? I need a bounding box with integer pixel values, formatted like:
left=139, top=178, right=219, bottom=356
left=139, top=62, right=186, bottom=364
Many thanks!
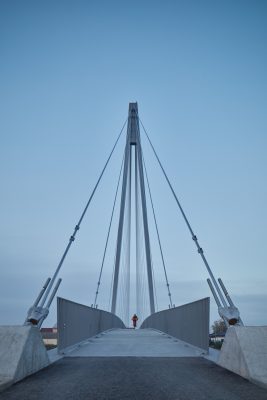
left=136, top=149, right=153, bottom=321
left=135, top=157, right=147, bottom=322
left=108, top=250, right=117, bottom=311
left=142, top=152, right=173, bottom=308
left=111, top=143, right=132, bottom=324
left=24, top=119, right=127, bottom=328
left=110, top=103, right=156, bottom=326
left=139, top=117, right=243, bottom=327
left=24, top=102, right=243, bottom=330
left=151, top=260, right=158, bottom=312
left=134, top=112, right=157, bottom=321
left=93, top=152, right=125, bottom=308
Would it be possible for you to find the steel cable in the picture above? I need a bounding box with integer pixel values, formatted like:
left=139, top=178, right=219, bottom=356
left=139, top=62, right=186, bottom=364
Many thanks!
left=40, top=119, right=127, bottom=308
left=142, top=152, right=173, bottom=307
left=93, top=151, right=125, bottom=307
left=139, top=118, right=228, bottom=307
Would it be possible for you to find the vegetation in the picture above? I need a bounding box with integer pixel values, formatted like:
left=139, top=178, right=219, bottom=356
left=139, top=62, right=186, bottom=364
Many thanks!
left=209, top=319, right=227, bottom=350
left=212, top=319, right=227, bottom=335
left=45, top=344, right=57, bottom=350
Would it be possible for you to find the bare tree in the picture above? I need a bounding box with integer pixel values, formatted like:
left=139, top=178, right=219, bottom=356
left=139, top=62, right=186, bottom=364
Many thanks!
left=212, top=319, right=227, bottom=334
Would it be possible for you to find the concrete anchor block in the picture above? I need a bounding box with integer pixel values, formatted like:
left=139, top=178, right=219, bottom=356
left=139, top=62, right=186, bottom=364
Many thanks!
left=218, top=326, right=267, bottom=389
left=0, top=325, right=49, bottom=392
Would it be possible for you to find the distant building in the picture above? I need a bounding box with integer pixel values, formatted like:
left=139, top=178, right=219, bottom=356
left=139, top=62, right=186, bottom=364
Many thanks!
left=209, top=332, right=225, bottom=345
left=40, top=327, right=58, bottom=346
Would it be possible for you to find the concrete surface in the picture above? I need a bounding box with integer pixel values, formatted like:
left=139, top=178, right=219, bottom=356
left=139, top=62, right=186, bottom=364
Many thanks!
left=0, top=325, right=49, bottom=392
left=47, top=348, right=63, bottom=364
left=65, top=328, right=206, bottom=357
left=218, top=326, right=267, bottom=389
left=1, top=356, right=267, bottom=400
left=204, top=347, right=220, bottom=363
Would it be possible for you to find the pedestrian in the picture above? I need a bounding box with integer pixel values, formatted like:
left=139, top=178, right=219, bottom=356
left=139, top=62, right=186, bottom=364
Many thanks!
left=132, top=313, right=138, bottom=329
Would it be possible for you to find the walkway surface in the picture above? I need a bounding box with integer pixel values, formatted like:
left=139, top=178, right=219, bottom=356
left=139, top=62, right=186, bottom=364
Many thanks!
left=1, top=329, right=267, bottom=400
left=65, top=328, right=206, bottom=357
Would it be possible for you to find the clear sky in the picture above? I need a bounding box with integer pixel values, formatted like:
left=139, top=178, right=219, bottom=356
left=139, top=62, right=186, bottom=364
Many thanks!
left=0, top=0, right=266, bottom=328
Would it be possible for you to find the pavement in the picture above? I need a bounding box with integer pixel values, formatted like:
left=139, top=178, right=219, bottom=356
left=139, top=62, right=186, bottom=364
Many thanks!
left=1, top=328, right=267, bottom=400
left=63, top=328, right=206, bottom=357
left=1, top=357, right=267, bottom=400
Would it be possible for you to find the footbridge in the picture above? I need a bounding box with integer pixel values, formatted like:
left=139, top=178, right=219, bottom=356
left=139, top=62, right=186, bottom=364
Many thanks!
left=0, top=103, right=266, bottom=398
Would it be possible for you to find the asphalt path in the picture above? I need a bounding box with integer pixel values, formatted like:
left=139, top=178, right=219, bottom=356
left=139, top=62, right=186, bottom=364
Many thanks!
left=1, top=357, right=267, bottom=400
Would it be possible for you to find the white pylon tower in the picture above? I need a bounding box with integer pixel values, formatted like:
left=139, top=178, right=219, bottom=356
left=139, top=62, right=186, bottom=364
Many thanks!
left=111, top=103, right=155, bottom=317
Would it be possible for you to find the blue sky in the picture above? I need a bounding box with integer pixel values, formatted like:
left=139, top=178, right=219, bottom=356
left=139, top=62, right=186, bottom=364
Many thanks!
left=0, top=0, right=266, bottom=327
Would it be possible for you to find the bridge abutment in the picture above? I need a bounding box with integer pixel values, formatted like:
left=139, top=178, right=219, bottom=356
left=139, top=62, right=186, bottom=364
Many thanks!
left=218, top=326, right=267, bottom=389
left=0, top=325, right=49, bottom=392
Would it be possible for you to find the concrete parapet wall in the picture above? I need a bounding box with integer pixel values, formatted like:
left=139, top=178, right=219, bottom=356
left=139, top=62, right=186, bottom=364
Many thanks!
left=140, top=297, right=210, bottom=351
left=218, top=326, right=267, bottom=389
left=0, top=325, right=49, bottom=391
left=57, top=297, right=125, bottom=351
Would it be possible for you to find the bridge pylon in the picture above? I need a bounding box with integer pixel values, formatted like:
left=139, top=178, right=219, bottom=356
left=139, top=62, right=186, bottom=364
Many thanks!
left=111, top=102, right=155, bottom=319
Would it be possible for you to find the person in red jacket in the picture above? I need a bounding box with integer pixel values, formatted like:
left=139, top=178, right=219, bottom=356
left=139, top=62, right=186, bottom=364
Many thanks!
left=132, top=314, right=138, bottom=329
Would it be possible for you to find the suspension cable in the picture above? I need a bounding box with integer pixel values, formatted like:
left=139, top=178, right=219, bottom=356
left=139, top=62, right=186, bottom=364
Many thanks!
left=142, top=152, right=173, bottom=307
left=139, top=118, right=228, bottom=307
left=40, top=119, right=127, bottom=308
left=151, top=260, right=158, bottom=312
left=109, top=253, right=116, bottom=311
left=93, top=152, right=125, bottom=307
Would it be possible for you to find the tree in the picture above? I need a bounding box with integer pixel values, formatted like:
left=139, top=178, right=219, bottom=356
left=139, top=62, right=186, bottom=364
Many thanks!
left=212, top=319, right=227, bottom=335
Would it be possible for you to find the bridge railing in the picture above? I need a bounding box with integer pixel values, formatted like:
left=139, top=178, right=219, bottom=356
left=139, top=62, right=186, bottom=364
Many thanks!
left=57, top=297, right=125, bottom=352
left=140, top=297, right=210, bottom=351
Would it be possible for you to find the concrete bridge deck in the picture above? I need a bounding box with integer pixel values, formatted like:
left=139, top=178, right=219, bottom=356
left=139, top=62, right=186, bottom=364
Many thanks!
left=64, top=328, right=206, bottom=357
left=1, top=328, right=267, bottom=400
